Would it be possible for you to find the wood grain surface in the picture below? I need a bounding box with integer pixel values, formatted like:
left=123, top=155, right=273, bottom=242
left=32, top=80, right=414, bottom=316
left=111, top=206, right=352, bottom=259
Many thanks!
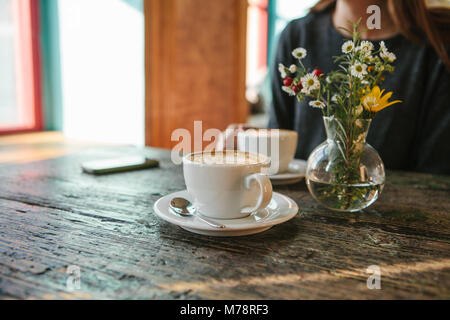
left=0, top=146, right=449, bottom=300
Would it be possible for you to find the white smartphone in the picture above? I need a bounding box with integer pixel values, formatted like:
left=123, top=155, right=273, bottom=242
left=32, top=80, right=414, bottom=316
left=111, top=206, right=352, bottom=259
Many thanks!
left=81, top=156, right=159, bottom=175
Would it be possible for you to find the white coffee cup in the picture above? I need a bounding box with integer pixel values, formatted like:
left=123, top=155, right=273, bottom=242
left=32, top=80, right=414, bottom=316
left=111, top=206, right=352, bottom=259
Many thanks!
left=237, top=129, right=298, bottom=175
left=183, top=150, right=273, bottom=220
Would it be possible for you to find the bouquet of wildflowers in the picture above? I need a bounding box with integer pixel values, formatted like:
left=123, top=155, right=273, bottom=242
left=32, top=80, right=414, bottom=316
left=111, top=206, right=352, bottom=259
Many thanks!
left=279, top=20, right=402, bottom=211
left=279, top=19, right=401, bottom=118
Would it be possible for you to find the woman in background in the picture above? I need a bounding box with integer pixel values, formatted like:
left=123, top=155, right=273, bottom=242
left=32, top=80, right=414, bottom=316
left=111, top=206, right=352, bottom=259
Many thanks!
left=269, top=0, right=450, bottom=174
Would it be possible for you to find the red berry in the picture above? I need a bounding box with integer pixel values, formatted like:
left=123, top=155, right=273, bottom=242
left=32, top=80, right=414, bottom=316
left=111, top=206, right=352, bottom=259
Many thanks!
left=283, top=77, right=293, bottom=86
left=292, top=85, right=300, bottom=93
left=313, top=68, right=324, bottom=78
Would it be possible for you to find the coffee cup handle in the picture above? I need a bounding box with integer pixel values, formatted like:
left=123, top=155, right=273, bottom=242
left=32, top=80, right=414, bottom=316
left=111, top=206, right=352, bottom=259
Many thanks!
left=242, top=173, right=273, bottom=214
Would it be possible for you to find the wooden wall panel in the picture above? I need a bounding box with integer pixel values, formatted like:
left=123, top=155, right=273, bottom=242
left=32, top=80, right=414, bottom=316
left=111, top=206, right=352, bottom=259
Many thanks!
left=145, top=0, right=248, bottom=149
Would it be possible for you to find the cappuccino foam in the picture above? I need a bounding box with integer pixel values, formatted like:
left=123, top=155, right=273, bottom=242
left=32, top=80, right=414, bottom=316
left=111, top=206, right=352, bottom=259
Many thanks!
left=189, top=151, right=263, bottom=165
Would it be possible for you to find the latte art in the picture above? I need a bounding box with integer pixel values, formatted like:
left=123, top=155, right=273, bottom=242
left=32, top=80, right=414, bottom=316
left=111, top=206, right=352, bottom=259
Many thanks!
left=189, top=151, right=263, bottom=165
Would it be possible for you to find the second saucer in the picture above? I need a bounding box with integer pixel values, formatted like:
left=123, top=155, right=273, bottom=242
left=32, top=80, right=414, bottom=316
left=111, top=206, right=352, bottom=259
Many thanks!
left=269, top=159, right=307, bottom=185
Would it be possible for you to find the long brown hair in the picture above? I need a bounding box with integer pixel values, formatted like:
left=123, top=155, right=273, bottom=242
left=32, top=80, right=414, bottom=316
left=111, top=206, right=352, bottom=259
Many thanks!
left=311, top=0, right=450, bottom=69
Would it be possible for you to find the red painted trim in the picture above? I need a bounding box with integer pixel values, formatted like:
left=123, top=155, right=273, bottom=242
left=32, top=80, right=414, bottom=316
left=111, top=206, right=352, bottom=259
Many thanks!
left=0, top=0, right=43, bottom=134
left=30, top=0, right=43, bottom=131
left=257, top=8, right=268, bottom=69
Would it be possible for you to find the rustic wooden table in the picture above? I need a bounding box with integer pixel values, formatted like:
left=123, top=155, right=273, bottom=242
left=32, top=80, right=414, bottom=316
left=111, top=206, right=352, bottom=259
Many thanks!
left=0, top=146, right=449, bottom=300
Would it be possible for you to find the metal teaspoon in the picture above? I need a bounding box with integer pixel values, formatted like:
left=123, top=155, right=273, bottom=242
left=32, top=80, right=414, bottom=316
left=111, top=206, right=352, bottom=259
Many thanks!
left=169, top=197, right=226, bottom=229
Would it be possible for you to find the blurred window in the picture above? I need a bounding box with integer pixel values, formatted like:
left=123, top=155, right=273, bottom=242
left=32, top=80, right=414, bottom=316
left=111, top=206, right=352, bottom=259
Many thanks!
left=268, top=0, right=319, bottom=67
left=246, top=0, right=318, bottom=121
left=247, top=0, right=269, bottom=89
left=0, top=0, right=42, bottom=133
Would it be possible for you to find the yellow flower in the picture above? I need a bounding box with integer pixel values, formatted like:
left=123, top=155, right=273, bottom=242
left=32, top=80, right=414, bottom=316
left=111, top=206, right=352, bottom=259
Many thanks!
left=361, top=86, right=402, bottom=112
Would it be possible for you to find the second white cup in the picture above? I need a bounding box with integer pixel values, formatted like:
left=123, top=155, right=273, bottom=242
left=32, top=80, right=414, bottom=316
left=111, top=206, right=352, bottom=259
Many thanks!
left=237, top=129, right=298, bottom=175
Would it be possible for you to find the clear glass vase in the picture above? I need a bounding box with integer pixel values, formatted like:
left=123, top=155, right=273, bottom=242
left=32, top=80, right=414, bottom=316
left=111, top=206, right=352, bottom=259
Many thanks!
left=306, top=116, right=385, bottom=212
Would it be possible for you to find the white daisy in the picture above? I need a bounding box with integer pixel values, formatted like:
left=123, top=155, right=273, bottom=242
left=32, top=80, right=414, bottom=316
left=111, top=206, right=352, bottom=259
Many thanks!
left=309, top=100, right=326, bottom=109
left=282, top=86, right=296, bottom=96
left=342, top=40, right=354, bottom=53
left=292, top=47, right=307, bottom=60
left=380, top=50, right=396, bottom=63
left=278, top=63, right=287, bottom=78
left=289, top=64, right=297, bottom=73
left=358, top=41, right=374, bottom=55
left=301, top=73, right=320, bottom=92
left=378, top=41, right=396, bottom=62
left=350, top=62, right=368, bottom=79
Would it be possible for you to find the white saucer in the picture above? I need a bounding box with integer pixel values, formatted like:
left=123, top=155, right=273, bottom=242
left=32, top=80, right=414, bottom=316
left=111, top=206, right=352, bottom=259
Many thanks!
left=153, top=190, right=299, bottom=237
left=269, top=159, right=307, bottom=185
